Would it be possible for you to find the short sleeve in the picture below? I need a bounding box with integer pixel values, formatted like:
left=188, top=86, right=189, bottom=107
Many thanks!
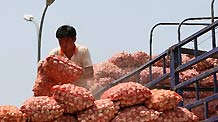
left=48, top=47, right=60, bottom=56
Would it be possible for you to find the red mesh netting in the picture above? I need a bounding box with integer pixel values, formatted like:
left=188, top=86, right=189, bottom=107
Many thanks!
left=77, top=99, right=119, bottom=122
left=153, top=54, right=192, bottom=68
left=158, top=107, right=199, bottom=122
left=93, top=62, right=125, bottom=80
left=52, top=84, right=94, bottom=114
left=32, top=72, right=56, bottom=97
left=193, top=58, right=214, bottom=72
left=184, top=98, right=218, bottom=120
left=42, top=55, right=83, bottom=84
left=108, top=51, right=135, bottom=68
left=183, top=91, right=214, bottom=99
left=20, top=96, right=64, bottom=122
left=0, top=105, right=27, bottom=122
left=145, top=89, right=183, bottom=111
left=49, top=115, right=78, bottom=122
left=101, top=82, right=151, bottom=107
left=131, top=51, right=149, bottom=67
left=199, top=73, right=218, bottom=87
left=140, top=66, right=170, bottom=85
left=111, top=105, right=160, bottom=122
left=108, top=51, right=149, bottom=68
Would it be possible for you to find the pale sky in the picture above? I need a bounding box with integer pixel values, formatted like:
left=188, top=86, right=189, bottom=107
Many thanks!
left=0, top=0, right=217, bottom=106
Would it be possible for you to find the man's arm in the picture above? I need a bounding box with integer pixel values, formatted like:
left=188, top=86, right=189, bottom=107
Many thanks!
left=81, top=47, right=94, bottom=79
left=82, top=66, right=94, bottom=79
left=37, top=60, right=44, bottom=72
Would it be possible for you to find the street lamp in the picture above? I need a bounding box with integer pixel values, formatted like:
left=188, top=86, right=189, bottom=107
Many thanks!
left=23, top=15, right=39, bottom=39
left=37, top=0, right=55, bottom=62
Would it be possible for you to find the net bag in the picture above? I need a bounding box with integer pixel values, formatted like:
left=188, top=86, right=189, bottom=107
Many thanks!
left=43, top=55, right=83, bottom=84
left=20, top=96, right=64, bottom=122
left=101, top=82, right=151, bottom=107
left=52, top=84, right=95, bottom=114
left=77, top=99, right=119, bottom=122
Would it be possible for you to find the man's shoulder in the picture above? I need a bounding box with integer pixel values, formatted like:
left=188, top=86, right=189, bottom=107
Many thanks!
left=76, top=44, right=88, bottom=49
left=76, top=44, right=89, bottom=52
left=49, top=47, right=60, bottom=55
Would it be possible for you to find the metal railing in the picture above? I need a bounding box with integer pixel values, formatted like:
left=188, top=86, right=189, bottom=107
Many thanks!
left=94, top=19, right=218, bottom=121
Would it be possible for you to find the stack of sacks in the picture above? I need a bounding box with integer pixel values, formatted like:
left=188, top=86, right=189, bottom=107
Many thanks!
left=108, top=51, right=149, bottom=80
left=0, top=105, right=27, bottom=122
left=178, top=57, right=218, bottom=121
left=183, top=91, right=214, bottom=99
left=93, top=62, right=125, bottom=80
left=179, top=69, right=199, bottom=88
left=153, top=54, right=192, bottom=68
left=140, top=66, right=170, bottom=85
left=4, top=51, right=218, bottom=121
left=153, top=55, right=171, bottom=67
left=99, top=82, right=199, bottom=122
left=180, top=69, right=199, bottom=83
left=158, top=107, right=199, bottom=122
left=108, top=51, right=149, bottom=81
left=100, top=82, right=161, bottom=122
left=90, top=51, right=150, bottom=97
left=21, top=83, right=96, bottom=122
left=108, top=51, right=135, bottom=68
left=200, top=74, right=218, bottom=87
left=180, top=57, right=218, bottom=88
left=108, top=51, right=149, bottom=68
left=131, top=51, right=149, bottom=67
left=32, top=55, right=83, bottom=97
left=142, top=54, right=218, bottom=88
left=144, top=89, right=199, bottom=122
left=193, top=58, right=214, bottom=72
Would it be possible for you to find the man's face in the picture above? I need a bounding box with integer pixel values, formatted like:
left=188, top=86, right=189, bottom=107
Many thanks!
left=58, top=37, right=75, bottom=53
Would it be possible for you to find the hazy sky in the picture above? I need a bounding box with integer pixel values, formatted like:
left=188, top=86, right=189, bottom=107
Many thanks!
left=0, top=0, right=217, bottom=106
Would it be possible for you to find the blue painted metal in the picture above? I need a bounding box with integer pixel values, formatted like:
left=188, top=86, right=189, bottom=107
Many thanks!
left=194, top=81, right=200, bottom=100
left=184, top=94, right=218, bottom=120
left=184, top=93, right=218, bottom=110
left=193, top=38, right=200, bottom=100
left=145, top=73, right=170, bottom=88
left=177, top=17, right=218, bottom=42
left=176, top=20, right=218, bottom=47
left=174, top=66, right=218, bottom=90
left=163, top=56, right=167, bottom=73
left=176, top=47, right=218, bottom=72
left=204, top=102, right=209, bottom=119
left=203, top=115, right=218, bottom=122
left=193, top=38, right=198, bottom=57
left=213, top=72, right=218, bottom=93
left=211, top=0, right=216, bottom=49
left=149, top=22, right=210, bottom=60
left=169, top=47, right=180, bottom=87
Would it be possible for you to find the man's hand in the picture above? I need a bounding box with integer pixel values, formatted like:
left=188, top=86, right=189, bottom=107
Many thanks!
left=82, top=66, right=94, bottom=79
left=37, top=60, right=45, bottom=73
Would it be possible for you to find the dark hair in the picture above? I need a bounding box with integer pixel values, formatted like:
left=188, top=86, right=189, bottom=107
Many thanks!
left=56, top=25, right=77, bottom=39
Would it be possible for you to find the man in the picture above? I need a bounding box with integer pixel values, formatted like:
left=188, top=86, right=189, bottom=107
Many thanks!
left=49, top=25, right=94, bottom=88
